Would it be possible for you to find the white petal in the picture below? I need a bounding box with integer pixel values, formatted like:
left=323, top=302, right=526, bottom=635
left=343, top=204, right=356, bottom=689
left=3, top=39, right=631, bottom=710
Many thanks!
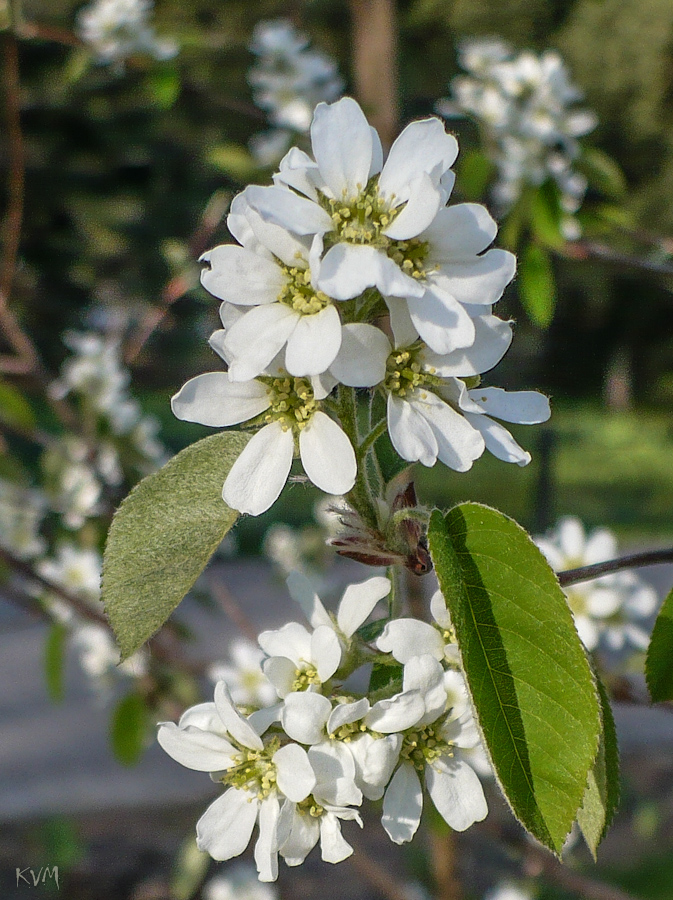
left=309, top=740, right=362, bottom=806
left=430, top=589, right=452, bottom=629
left=255, top=795, right=280, bottom=882
left=156, top=722, right=236, bottom=771
left=310, top=98, right=373, bottom=199
left=171, top=373, right=269, bottom=427
left=311, top=370, right=338, bottom=400
left=273, top=743, right=317, bottom=801
left=327, top=698, right=370, bottom=734
left=387, top=394, right=438, bottom=467
left=586, top=588, right=622, bottom=618
left=281, top=691, right=332, bottom=745
left=407, top=287, right=475, bottom=355
left=299, top=411, right=356, bottom=495
left=320, top=813, right=354, bottom=863
left=214, top=682, right=264, bottom=749
left=584, top=528, right=618, bottom=565
left=431, top=249, right=516, bottom=306
left=421, top=315, right=512, bottom=377
left=225, top=305, right=299, bottom=382
left=468, top=387, right=551, bottom=424
left=422, top=204, right=498, bottom=260
left=383, top=173, right=442, bottom=241
left=227, top=191, right=256, bottom=247
left=350, top=733, right=402, bottom=801
left=385, top=296, right=419, bottom=348
left=318, top=243, right=424, bottom=301
left=426, top=758, right=488, bottom=831
left=328, top=323, right=390, bottom=387
left=196, top=788, right=259, bottom=861
left=337, top=576, right=391, bottom=637
left=463, top=413, right=530, bottom=467
left=365, top=690, right=425, bottom=733
left=285, top=305, right=342, bottom=376
left=286, top=571, right=332, bottom=629
left=246, top=184, right=334, bottom=235
left=243, top=198, right=313, bottom=266
left=575, top=614, right=599, bottom=650
left=382, top=763, right=423, bottom=844
left=274, top=147, right=321, bottom=201
left=178, top=702, right=222, bottom=732
left=248, top=704, right=283, bottom=733
left=376, top=619, right=445, bottom=663
left=258, top=622, right=313, bottom=668
left=557, top=517, right=586, bottom=560
left=223, top=422, right=294, bottom=515
left=200, top=244, right=285, bottom=305
left=312, top=625, right=342, bottom=682
left=379, top=118, right=458, bottom=203
left=279, top=804, right=320, bottom=865
left=263, top=656, right=297, bottom=699
left=403, top=654, right=448, bottom=725
left=369, top=126, right=384, bottom=177
left=412, top=392, right=484, bottom=472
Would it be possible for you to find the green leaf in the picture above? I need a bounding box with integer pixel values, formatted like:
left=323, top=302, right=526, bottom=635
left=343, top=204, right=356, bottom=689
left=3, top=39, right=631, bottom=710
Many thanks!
left=102, top=431, right=247, bottom=660
left=207, top=143, right=258, bottom=182
left=577, top=676, right=620, bottom=858
left=357, top=617, right=390, bottom=643
left=518, top=243, right=556, bottom=328
left=369, top=658, right=404, bottom=698
left=530, top=181, right=565, bottom=250
left=0, top=380, right=36, bottom=431
left=170, top=835, right=209, bottom=900
left=580, top=148, right=627, bottom=199
left=45, top=622, right=67, bottom=702
left=646, top=586, right=673, bottom=702
left=146, top=68, right=181, bottom=109
left=457, top=149, right=494, bottom=201
left=428, top=504, right=601, bottom=855
left=110, top=691, right=148, bottom=766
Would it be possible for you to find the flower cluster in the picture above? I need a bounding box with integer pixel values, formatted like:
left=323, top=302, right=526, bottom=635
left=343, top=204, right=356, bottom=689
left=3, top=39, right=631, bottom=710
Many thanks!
left=535, top=517, right=658, bottom=654
left=172, top=97, right=550, bottom=516
left=158, top=573, right=489, bottom=881
left=0, top=478, right=46, bottom=560
left=247, top=19, right=344, bottom=167
left=76, top=0, right=178, bottom=67
left=438, top=38, right=597, bottom=230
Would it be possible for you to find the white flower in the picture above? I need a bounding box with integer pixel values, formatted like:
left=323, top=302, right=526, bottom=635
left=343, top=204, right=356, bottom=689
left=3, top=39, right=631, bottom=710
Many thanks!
left=38, top=543, right=102, bottom=603
left=171, top=367, right=356, bottom=516
left=376, top=589, right=460, bottom=666
left=0, top=479, right=46, bottom=560
left=379, top=658, right=488, bottom=842
left=535, top=517, right=658, bottom=653
left=72, top=622, right=147, bottom=680
left=439, top=38, right=597, bottom=218
left=76, top=0, right=178, bottom=65
left=208, top=639, right=278, bottom=708
left=203, top=863, right=278, bottom=900
left=200, top=192, right=388, bottom=382
left=158, top=682, right=316, bottom=881
left=258, top=571, right=390, bottom=698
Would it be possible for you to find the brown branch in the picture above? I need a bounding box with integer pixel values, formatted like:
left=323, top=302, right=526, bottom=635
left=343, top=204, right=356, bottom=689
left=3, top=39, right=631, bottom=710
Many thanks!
left=522, top=843, right=641, bottom=900
left=348, top=844, right=413, bottom=900
left=429, top=829, right=462, bottom=900
left=16, top=21, right=83, bottom=48
left=558, top=547, right=673, bottom=587
left=564, top=240, right=673, bottom=278
left=208, top=575, right=259, bottom=643
left=124, top=191, right=230, bottom=364
left=348, top=0, right=399, bottom=148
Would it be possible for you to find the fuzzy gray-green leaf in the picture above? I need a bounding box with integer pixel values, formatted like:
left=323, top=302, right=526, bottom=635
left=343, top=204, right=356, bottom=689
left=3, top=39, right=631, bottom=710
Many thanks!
left=428, top=504, right=601, bottom=855
left=102, top=431, right=248, bottom=660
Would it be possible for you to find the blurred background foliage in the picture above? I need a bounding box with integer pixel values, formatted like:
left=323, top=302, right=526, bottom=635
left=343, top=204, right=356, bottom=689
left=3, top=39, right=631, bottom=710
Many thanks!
left=5, top=0, right=673, bottom=541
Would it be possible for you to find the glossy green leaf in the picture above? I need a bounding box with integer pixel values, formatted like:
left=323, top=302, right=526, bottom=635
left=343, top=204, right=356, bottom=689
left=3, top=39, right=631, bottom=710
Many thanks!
left=45, top=622, right=67, bottom=703
left=531, top=181, right=565, bottom=249
left=646, top=586, right=673, bottom=702
left=428, top=504, right=601, bottom=855
left=577, top=677, right=620, bottom=858
left=0, top=380, right=36, bottom=431
left=518, top=243, right=556, bottom=328
left=102, top=431, right=247, bottom=660
left=110, top=692, right=148, bottom=766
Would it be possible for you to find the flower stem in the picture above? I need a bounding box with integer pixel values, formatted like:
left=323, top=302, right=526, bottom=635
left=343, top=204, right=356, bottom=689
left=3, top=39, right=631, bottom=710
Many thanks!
left=357, top=417, right=388, bottom=460
left=338, top=385, right=379, bottom=528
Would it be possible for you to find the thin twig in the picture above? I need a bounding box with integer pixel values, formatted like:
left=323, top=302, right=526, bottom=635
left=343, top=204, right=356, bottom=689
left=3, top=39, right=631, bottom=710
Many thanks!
left=348, top=844, right=413, bottom=900
left=564, top=240, right=673, bottom=278
left=522, top=842, right=641, bottom=900
left=208, top=575, right=259, bottom=643
left=558, top=547, right=673, bottom=587
left=16, top=21, right=83, bottom=47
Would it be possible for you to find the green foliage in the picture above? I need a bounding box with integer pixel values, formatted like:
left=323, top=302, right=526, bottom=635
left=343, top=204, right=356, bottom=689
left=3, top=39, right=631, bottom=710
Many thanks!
left=102, top=431, right=247, bottom=660
left=645, top=586, right=673, bottom=702
left=110, top=691, right=149, bottom=766
left=0, top=381, right=36, bottom=432
left=170, top=835, right=210, bottom=900
left=530, top=182, right=566, bottom=250
left=518, top=243, right=556, bottom=328
left=577, top=677, right=620, bottom=858
left=456, top=149, right=494, bottom=202
left=146, top=67, right=182, bottom=109
left=580, top=148, right=627, bottom=199
left=428, top=504, right=602, bottom=854
left=207, top=143, right=259, bottom=183
left=44, top=622, right=67, bottom=703
left=368, top=658, right=404, bottom=698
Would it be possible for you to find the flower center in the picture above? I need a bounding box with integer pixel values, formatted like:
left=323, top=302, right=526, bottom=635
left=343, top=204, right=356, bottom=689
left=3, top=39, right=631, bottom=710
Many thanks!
left=400, top=723, right=453, bottom=772
left=263, top=377, right=319, bottom=432
left=384, top=348, right=440, bottom=398
left=278, top=265, right=331, bottom=316
left=220, top=736, right=281, bottom=800
left=291, top=664, right=322, bottom=691
left=319, top=179, right=431, bottom=277
left=297, top=795, right=325, bottom=817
